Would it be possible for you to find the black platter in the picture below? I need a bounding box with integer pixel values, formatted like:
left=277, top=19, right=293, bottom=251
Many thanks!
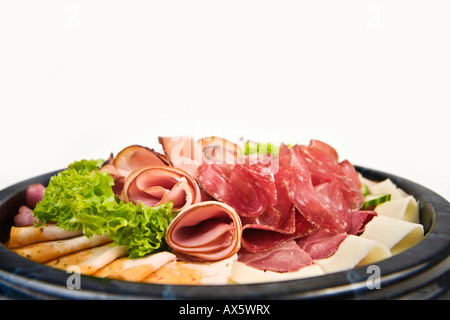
left=0, top=166, right=449, bottom=299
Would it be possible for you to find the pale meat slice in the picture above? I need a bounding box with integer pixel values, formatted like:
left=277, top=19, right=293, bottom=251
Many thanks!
left=143, top=254, right=237, bottom=285
left=121, top=166, right=201, bottom=211
left=11, top=234, right=112, bottom=263
left=46, top=244, right=127, bottom=275
left=100, top=145, right=169, bottom=195
left=158, top=136, right=204, bottom=178
left=8, top=224, right=83, bottom=249
left=158, top=136, right=242, bottom=179
left=198, top=136, right=242, bottom=165
left=92, top=251, right=176, bottom=282
left=113, top=145, right=169, bottom=175
left=165, top=201, right=242, bottom=262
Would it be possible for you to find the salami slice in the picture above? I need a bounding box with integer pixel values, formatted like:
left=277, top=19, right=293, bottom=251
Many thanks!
left=240, top=208, right=315, bottom=253
left=277, top=144, right=351, bottom=233
left=197, top=159, right=277, bottom=218
left=300, top=142, right=364, bottom=209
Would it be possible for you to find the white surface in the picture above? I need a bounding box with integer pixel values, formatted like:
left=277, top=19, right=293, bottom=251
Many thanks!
left=0, top=1, right=449, bottom=202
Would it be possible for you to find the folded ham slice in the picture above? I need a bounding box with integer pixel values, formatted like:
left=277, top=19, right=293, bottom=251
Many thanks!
left=101, top=145, right=169, bottom=195
left=121, top=166, right=202, bottom=212
left=166, top=201, right=242, bottom=262
left=158, top=136, right=242, bottom=179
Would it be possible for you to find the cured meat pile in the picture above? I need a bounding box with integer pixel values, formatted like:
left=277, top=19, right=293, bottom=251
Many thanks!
left=100, top=136, right=374, bottom=273
left=15, top=136, right=374, bottom=274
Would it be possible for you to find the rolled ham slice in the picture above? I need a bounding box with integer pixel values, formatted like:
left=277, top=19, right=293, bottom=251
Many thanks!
left=166, top=201, right=242, bottom=262
left=101, top=145, right=169, bottom=195
left=158, top=136, right=204, bottom=178
left=158, top=136, right=242, bottom=178
left=113, top=145, right=169, bottom=174
left=121, top=166, right=202, bottom=212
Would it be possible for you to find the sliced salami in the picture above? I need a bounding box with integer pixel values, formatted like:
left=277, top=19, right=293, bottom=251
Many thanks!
left=197, top=159, right=277, bottom=218
left=240, top=208, right=315, bottom=253
left=277, top=144, right=352, bottom=233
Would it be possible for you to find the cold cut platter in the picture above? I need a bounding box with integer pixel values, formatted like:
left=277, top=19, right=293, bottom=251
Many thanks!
left=0, top=136, right=448, bottom=299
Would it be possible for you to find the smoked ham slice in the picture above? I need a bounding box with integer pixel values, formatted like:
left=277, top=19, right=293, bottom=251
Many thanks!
left=8, top=224, right=83, bottom=249
left=158, top=136, right=203, bottom=178
left=121, top=166, right=202, bottom=211
left=101, top=145, right=169, bottom=195
left=158, top=136, right=242, bottom=178
left=11, top=234, right=111, bottom=263
left=165, top=201, right=242, bottom=262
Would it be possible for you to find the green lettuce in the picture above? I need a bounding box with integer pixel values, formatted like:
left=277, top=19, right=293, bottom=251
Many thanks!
left=32, top=159, right=174, bottom=258
left=241, top=141, right=287, bottom=157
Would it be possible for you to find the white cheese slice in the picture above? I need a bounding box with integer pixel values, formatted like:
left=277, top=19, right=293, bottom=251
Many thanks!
left=315, top=235, right=391, bottom=274
left=229, top=262, right=324, bottom=284
left=374, top=196, right=420, bottom=223
left=369, top=179, right=405, bottom=200
left=360, top=215, right=424, bottom=255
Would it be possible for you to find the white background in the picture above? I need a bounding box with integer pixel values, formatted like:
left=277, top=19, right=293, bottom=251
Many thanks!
left=0, top=1, right=449, bottom=201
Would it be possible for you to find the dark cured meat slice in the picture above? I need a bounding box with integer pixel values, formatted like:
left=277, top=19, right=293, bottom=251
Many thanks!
left=199, top=139, right=365, bottom=256
left=278, top=144, right=351, bottom=233
left=238, top=240, right=313, bottom=273
left=300, top=143, right=364, bottom=210
left=309, top=139, right=339, bottom=163
left=296, top=229, right=347, bottom=260
left=348, top=210, right=377, bottom=235
left=240, top=208, right=315, bottom=253
left=197, top=159, right=276, bottom=218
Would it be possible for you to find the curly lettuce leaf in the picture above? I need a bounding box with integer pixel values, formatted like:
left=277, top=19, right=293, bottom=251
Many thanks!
left=32, top=159, right=174, bottom=258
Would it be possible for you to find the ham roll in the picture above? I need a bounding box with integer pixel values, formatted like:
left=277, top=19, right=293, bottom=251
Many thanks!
left=121, top=166, right=202, bottom=212
left=101, top=145, right=169, bottom=195
left=166, top=201, right=242, bottom=262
